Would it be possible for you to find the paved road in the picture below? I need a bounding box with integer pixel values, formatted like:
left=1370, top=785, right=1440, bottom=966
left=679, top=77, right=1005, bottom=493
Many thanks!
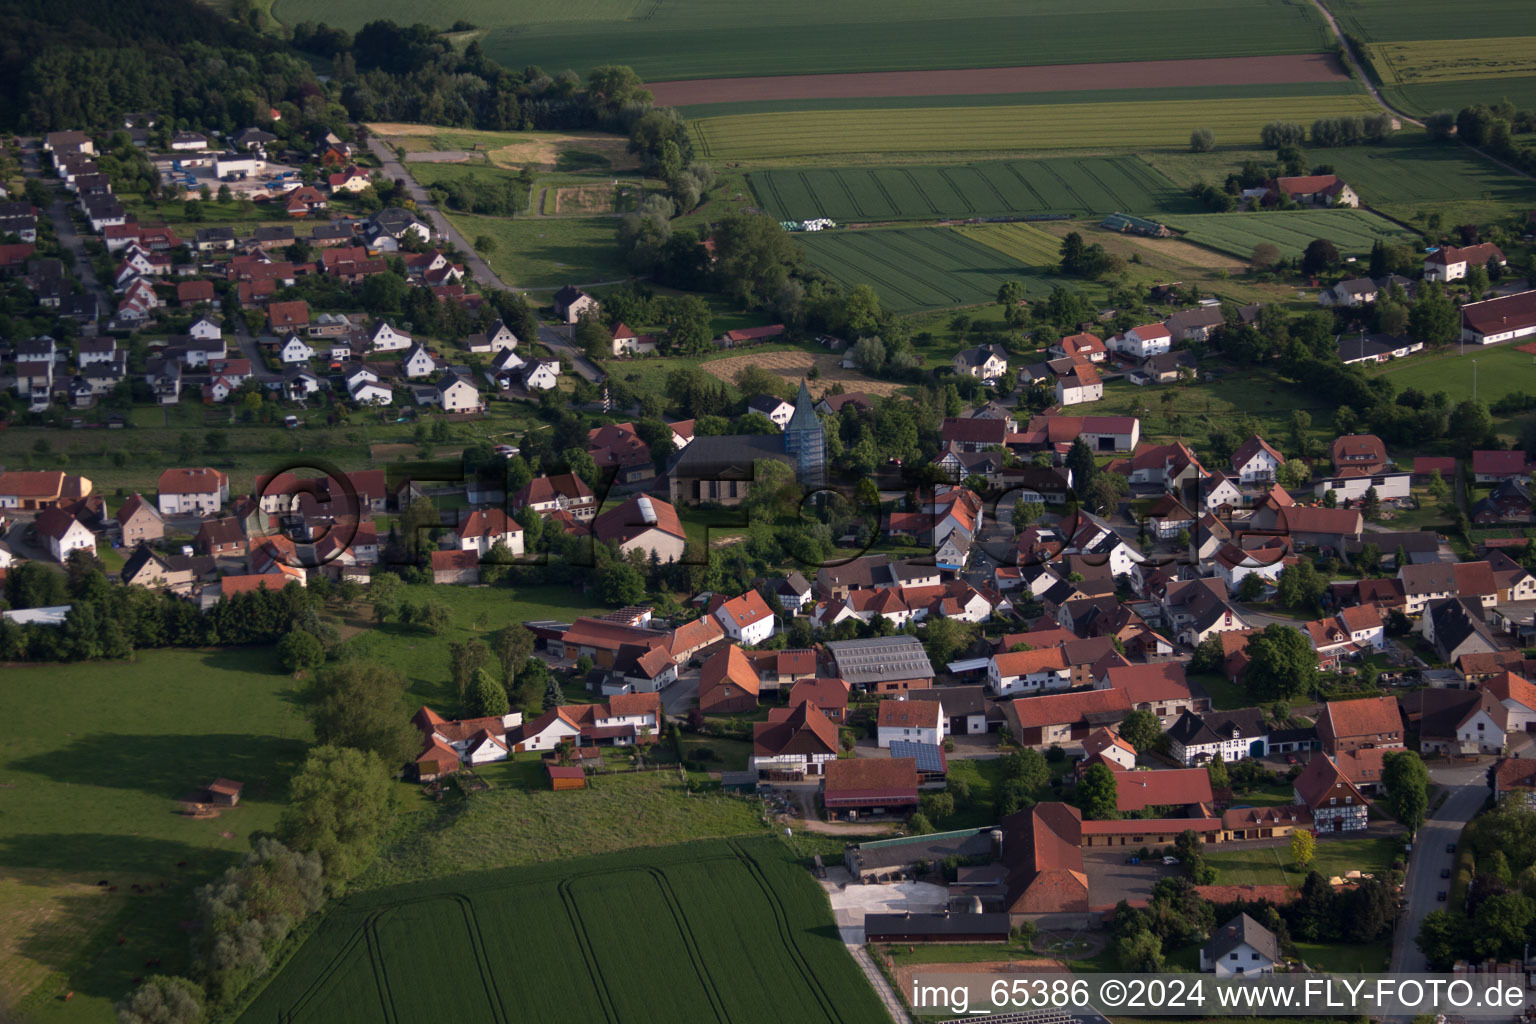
left=1309, top=1, right=1423, bottom=128
left=231, top=316, right=281, bottom=382
left=847, top=942, right=914, bottom=1024
left=18, top=138, right=110, bottom=322
left=537, top=324, right=604, bottom=383
left=366, top=137, right=509, bottom=291
left=1388, top=760, right=1490, bottom=974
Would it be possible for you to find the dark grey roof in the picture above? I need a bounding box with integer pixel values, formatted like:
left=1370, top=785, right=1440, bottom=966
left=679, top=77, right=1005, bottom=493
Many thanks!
left=908, top=685, right=989, bottom=718
left=1337, top=332, right=1412, bottom=362
left=955, top=343, right=1007, bottom=368
left=1166, top=706, right=1267, bottom=748
left=1428, top=597, right=1497, bottom=659
left=1203, top=913, right=1279, bottom=964
left=864, top=913, right=1011, bottom=940
left=667, top=433, right=792, bottom=479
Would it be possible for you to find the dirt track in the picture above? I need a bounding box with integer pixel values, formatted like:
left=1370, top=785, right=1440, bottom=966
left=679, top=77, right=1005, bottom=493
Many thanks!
left=649, top=53, right=1347, bottom=106
left=701, top=350, right=905, bottom=397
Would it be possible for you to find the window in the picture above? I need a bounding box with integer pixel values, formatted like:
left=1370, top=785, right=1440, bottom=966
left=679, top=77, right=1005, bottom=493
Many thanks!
left=1330, top=797, right=1337, bottom=806
left=1252, top=953, right=1260, bottom=960
left=1229, top=953, right=1238, bottom=961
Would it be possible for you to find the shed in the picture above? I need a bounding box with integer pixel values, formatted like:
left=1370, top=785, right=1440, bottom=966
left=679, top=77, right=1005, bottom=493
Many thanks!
left=206, top=778, right=244, bottom=806
left=546, top=764, right=587, bottom=791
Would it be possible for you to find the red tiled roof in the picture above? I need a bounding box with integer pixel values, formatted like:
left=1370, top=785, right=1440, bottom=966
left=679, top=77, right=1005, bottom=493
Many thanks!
left=1008, top=688, right=1131, bottom=730
left=1274, top=174, right=1343, bottom=195
left=788, top=677, right=850, bottom=712
left=877, top=700, right=940, bottom=730
left=157, top=466, right=226, bottom=496
left=1485, top=671, right=1536, bottom=711
left=591, top=494, right=685, bottom=544
left=718, top=589, right=772, bottom=629
left=1114, top=767, right=1213, bottom=812
left=1102, top=662, right=1191, bottom=704
left=430, top=549, right=479, bottom=571
left=1462, top=290, right=1536, bottom=338
left=993, top=647, right=1070, bottom=676
left=753, top=702, right=838, bottom=757
left=1472, top=450, right=1529, bottom=477
left=823, top=757, right=920, bottom=803
left=1413, top=456, right=1457, bottom=477
left=1293, top=753, right=1366, bottom=809
left=700, top=644, right=760, bottom=698
left=1321, top=695, right=1402, bottom=742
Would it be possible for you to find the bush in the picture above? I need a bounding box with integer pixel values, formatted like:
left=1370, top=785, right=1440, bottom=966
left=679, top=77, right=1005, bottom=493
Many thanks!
left=687, top=747, right=717, bottom=763
left=1045, top=744, right=1066, bottom=763
left=1189, top=128, right=1216, bottom=152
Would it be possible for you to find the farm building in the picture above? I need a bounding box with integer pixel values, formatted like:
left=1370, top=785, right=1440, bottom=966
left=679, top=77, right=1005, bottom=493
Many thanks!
left=1102, top=212, right=1170, bottom=237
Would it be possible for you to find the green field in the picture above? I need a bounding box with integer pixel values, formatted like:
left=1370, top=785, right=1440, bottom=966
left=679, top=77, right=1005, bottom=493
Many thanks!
left=750, top=156, right=1194, bottom=223
left=276, top=0, right=1330, bottom=81
left=1305, top=134, right=1536, bottom=206
left=1368, top=343, right=1536, bottom=413
left=691, top=94, right=1385, bottom=161
left=1330, top=0, right=1536, bottom=114
left=1, top=648, right=309, bottom=1024
left=797, top=227, right=1054, bottom=313
left=958, top=223, right=1065, bottom=266
left=1167, top=208, right=1418, bottom=260
left=1362, top=36, right=1536, bottom=87
left=445, top=212, right=631, bottom=289
left=239, top=837, right=887, bottom=1024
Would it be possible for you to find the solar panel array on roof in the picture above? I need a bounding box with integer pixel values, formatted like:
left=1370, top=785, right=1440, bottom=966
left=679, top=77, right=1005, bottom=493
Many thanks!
left=889, top=740, right=945, bottom=774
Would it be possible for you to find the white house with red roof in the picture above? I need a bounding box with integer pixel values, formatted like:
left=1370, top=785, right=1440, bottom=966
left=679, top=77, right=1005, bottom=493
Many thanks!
left=713, top=589, right=775, bottom=646
left=1230, top=435, right=1284, bottom=485
left=610, top=322, right=657, bottom=356
left=157, top=467, right=228, bottom=516
left=591, top=494, right=687, bottom=562
left=1424, top=242, right=1505, bottom=283
left=455, top=508, right=524, bottom=558
left=35, top=505, right=96, bottom=562
left=876, top=700, right=941, bottom=748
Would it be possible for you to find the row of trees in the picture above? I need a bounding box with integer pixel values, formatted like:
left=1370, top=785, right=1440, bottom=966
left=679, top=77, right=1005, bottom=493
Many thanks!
left=1418, top=800, right=1536, bottom=967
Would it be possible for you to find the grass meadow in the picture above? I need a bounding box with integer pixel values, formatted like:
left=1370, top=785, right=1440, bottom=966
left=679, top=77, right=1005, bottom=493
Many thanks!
left=1, top=648, right=310, bottom=1024
left=240, top=837, right=885, bottom=1024
left=1366, top=343, right=1536, bottom=430
left=447, top=212, right=631, bottom=289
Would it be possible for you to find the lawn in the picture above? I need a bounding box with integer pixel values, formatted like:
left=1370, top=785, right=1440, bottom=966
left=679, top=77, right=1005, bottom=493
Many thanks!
left=332, top=582, right=603, bottom=712
left=1291, top=939, right=1390, bottom=972
left=749, top=156, right=1195, bottom=223
left=1204, top=835, right=1401, bottom=887
left=0, top=648, right=310, bottom=1024
left=879, top=940, right=1038, bottom=967
left=240, top=836, right=884, bottom=1024
left=1164, top=208, right=1418, bottom=260
left=797, top=226, right=1059, bottom=313
left=446, top=212, right=631, bottom=290
left=930, top=758, right=1008, bottom=830
left=359, top=771, right=768, bottom=889
left=690, top=95, right=1383, bottom=161
left=1189, top=671, right=1255, bottom=713
left=1088, top=373, right=1339, bottom=455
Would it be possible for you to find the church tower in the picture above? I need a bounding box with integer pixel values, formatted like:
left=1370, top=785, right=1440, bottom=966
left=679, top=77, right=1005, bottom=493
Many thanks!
left=782, top=379, right=825, bottom=488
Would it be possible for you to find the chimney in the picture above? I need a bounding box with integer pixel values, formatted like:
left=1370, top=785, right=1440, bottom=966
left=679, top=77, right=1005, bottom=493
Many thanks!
left=990, top=829, right=1004, bottom=860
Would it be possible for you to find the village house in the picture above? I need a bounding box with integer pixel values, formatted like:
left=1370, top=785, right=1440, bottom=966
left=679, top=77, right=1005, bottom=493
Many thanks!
left=35, top=505, right=96, bottom=562
left=1201, top=914, right=1280, bottom=976
left=1109, top=322, right=1172, bottom=360
left=1166, top=707, right=1269, bottom=766
left=713, top=589, right=775, bottom=646
left=1318, top=695, right=1403, bottom=754
left=430, top=548, right=480, bottom=585
left=1408, top=688, right=1508, bottom=756
left=822, top=758, right=920, bottom=821
left=697, top=645, right=761, bottom=714
left=156, top=467, right=228, bottom=516
left=953, top=343, right=1008, bottom=380
left=590, top=494, right=687, bottom=563
left=553, top=284, right=599, bottom=324
left=114, top=493, right=164, bottom=546
left=1424, top=242, right=1506, bottom=283
left=1293, top=753, right=1368, bottom=832
left=1266, top=174, right=1358, bottom=207
left=455, top=508, right=524, bottom=558
left=752, top=702, right=839, bottom=777
left=876, top=700, right=941, bottom=748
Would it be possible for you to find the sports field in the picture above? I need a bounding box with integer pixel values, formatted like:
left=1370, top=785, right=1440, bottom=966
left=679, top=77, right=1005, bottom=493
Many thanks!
left=1168, top=209, right=1418, bottom=260
left=690, top=94, right=1384, bottom=161
left=237, top=837, right=887, bottom=1024
left=276, top=0, right=1331, bottom=81
left=750, top=156, right=1193, bottom=223
left=1368, top=343, right=1536, bottom=409
left=797, top=227, right=1052, bottom=313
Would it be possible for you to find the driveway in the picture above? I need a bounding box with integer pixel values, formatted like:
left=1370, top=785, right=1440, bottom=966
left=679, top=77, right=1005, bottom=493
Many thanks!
left=1081, top=848, right=1182, bottom=908
left=820, top=866, right=949, bottom=943
left=1389, top=760, right=1490, bottom=974
left=230, top=317, right=281, bottom=382
left=658, top=667, right=699, bottom=714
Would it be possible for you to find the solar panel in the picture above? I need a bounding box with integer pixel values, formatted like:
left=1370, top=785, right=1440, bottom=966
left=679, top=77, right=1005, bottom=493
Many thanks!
left=888, top=740, right=944, bottom=774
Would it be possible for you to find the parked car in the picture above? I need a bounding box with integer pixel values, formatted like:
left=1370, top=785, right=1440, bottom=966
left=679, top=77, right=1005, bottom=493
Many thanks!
left=1440, top=868, right=1451, bottom=879
left=1437, top=891, right=1447, bottom=902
